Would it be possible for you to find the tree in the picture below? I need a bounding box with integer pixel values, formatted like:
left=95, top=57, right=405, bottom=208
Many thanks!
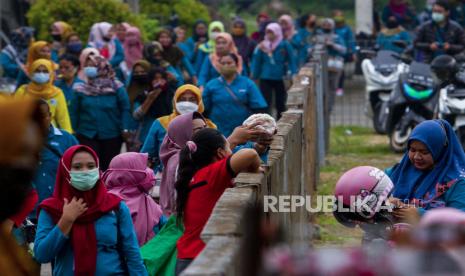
left=27, top=0, right=157, bottom=41
left=140, top=0, right=210, bottom=35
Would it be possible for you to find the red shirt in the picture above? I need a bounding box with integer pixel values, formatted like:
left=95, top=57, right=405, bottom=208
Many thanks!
left=176, top=157, right=235, bottom=259
left=9, top=189, right=38, bottom=227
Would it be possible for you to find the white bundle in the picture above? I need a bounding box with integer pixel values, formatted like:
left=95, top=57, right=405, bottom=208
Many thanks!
left=243, top=113, right=277, bottom=135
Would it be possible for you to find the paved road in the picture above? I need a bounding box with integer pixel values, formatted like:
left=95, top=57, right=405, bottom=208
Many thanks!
left=330, top=75, right=372, bottom=128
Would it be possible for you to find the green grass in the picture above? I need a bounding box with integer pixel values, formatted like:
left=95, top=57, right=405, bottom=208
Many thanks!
left=313, top=126, right=402, bottom=247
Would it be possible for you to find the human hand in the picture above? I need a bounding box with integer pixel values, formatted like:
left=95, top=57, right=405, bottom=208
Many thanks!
left=430, top=42, right=438, bottom=51
left=62, top=197, right=88, bottom=223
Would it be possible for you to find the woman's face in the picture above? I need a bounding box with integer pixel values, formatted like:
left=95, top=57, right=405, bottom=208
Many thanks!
left=68, top=35, right=81, bottom=44
left=85, top=58, right=97, bottom=67
left=219, top=55, right=236, bottom=67
left=192, top=118, right=207, bottom=134
left=159, top=32, right=172, bottom=47
left=408, top=140, right=434, bottom=171
left=215, top=37, right=228, bottom=55
left=115, top=25, right=126, bottom=41
left=279, top=19, right=290, bottom=30
left=59, top=59, right=76, bottom=80
left=178, top=91, right=198, bottom=104
left=175, top=28, right=186, bottom=42
left=306, top=15, right=317, bottom=28
left=71, top=151, right=97, bottom=171
left=133, top=65, right=146, bottom=76
left=39, top=46, right=51, bottom=59
left=51, top=24, right=60, bottom=35
left=34, top=65, right=49, bottom=74
left=196, top=24, right=207, bottom=36
left=266, top=30, right=276, bottom=41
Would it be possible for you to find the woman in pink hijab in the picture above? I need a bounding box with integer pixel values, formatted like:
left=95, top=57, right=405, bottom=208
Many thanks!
left=251, top=22, right=297, bottom=119
left=123, top=27, right=143, bottom=69
left=279, top=15, right=296, bottom=41
left=103, top=152, right=164, bottom=246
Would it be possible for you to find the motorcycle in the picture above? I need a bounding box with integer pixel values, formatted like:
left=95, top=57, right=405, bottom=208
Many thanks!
left=432, top=55, right=465, bottom=149
left=384, top=53, right=437, bottom=153
left=361, top=49, right=405, bottom=134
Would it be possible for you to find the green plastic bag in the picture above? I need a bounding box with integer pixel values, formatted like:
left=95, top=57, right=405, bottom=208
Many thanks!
left=141, top=215, right=184, bottom=276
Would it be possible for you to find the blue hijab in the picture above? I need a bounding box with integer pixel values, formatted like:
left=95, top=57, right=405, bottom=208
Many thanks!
left=390, top=120, right=465, bottom=201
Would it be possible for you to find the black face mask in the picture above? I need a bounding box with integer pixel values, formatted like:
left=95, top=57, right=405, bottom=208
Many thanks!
left=103, top=36, right=111, bottom=42
left=132, top=74, right=148, bottom=83
left=52, top=34, right=61, bottom=42
left=322, top=29, right=332, bottom=34
left=386, top=20, right=400, bottom=29
left=0, top=166, right=35, bottom=221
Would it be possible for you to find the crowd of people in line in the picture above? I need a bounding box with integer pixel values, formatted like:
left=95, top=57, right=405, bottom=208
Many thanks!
left=3, top=0, right=465, bottom=275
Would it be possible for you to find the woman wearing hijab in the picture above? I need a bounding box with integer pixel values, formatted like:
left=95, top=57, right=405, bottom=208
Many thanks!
left=123, top=26, right=143, bottom=70
left=141, top=84, right=216, bottom=173
left=251, top=12, right=271, bottom=43
left=70, top=53, right=131, bottom=171
left=198, top=32, right=245, bottom=88
left=376, top=16, right=412, bottom=54
left=103, top=152, right=164, bottom=246
left=0, top=27, right=34, bottom=79
left=143, top=41, right=183, bottom=87
left=279, top=14, right=297, bottom=41
left=252, top=23, right=297, bottom=118
left=232, top=18, right=257, bottom=75
left=293, top=14, right=318, bottom=67
left=77, top=47, right=100, bottom=82
left=50, top=21, right=73, bottom=57
left=316, top=18, right=346, bottom=103
left=88, top=22, right=125, bottom=72
left=34, top=145, right=148, bottom=275
left=157, top=29, right=197, bottom=85
left=382, top=0, right=418, bottom=31
left=203, top=53, right=267, bottom=137
left=132, top=66, right=177, bottom=146
left=184, top=21, right=208, bottom=62
left=15, top=58, right=72, bottom=133
left=194, top=21, right=225, bottom=72
left=16, top=41, right=57, bottom=87
left=63, top=32, right=84, bottom=58
left=388, top=120, right=465, bottom=223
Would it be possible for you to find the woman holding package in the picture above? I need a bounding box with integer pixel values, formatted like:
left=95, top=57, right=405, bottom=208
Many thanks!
left=34, top=145, right=147, bottom=275
left=70, top=53, right=131, bottom=171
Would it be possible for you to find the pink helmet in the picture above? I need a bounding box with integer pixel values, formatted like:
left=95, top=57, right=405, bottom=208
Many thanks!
left=333, top=166, right=394, bottom=226
left=420, top=208, right=465, bottom=227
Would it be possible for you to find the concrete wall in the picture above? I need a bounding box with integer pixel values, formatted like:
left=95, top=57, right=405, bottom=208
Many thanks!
left=182, top=65, right=319, bottom=275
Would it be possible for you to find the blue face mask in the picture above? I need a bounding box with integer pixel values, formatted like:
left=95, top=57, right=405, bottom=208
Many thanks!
left=67, top=42, right=83, bottom=53
left=70, top=168, right=100, bottom=191
left=84, top=66, right=98, bottom=78
left=32, top=72, right=50, bottom=84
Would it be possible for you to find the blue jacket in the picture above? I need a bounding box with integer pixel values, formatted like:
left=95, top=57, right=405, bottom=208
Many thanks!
left=70, top=86, right=131, bottom=139
left=251, top=40, right=297, bottom=80
left=376, top=30, right=412, bottom=54
left=140, top=119, right=167, bottom=173
left=177, top=41, right=193, bottom=62
left=335, top=25, right=356, bottom=58
left=110, top=39, right=125, bottom=68
left=203, top=75, right=267, bottom=137
left=386, top=168, right=465, bottom=214
left=33, top=126, right=78, bottom=205
left=291, top=28, right=313, bottom=67
left=54, top=77, right=83, bottom=107
left=193, top=44, right=212, bottom=73
left=198, top=57, right=248, bottom=87
left=34, top=202, right=148, bottom=276
left=0, top=50, right=19, bottom=79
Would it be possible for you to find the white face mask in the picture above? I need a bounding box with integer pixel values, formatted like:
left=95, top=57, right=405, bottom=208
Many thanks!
left=209, top=31, right=220, bottom=41
left=176, top=101, right=199, bottom=114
